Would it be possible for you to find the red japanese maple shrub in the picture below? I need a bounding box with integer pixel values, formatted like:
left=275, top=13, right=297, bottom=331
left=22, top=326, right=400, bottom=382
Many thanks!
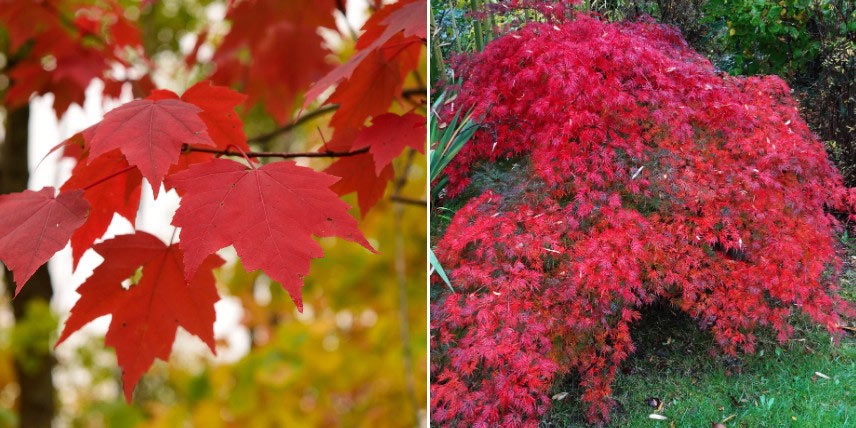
left=431, top=15, right=856, bottom=426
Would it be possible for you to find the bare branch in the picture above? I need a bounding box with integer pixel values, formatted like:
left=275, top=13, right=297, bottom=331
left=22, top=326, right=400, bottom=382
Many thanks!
left=245, top=88, right=426, bottom=144
left=390, top=195, right=426, bottom=207
left=183, top=144, right=368, bottom=159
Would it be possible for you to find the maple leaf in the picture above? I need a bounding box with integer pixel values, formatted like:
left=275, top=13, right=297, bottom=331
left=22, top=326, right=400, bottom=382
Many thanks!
left=107, top=9, right=142, bottom=49
left=327, top=49, right=404, bottom=131
left=302, top=0, right=426, bottom=109
left=326, top=153, right=395, bottom=215
left=0, top=188, right=89, bottom=293
left=0, top=0, right=58, bottom=51
left=4, top=29, right=108, bottom=117
left=55, top=232, right=224, bottom=401
left=165, top=158, right=376, bottom=309
left=356, top=0, right=427, bottom=49
left=180, top=80, right=248, bottom=151
left=352, top=113, right=427, bottom=174
left=210, top=0, right=337, bottom=122
left=61, top=150, right=143, bottom=269
left=86, top=98, right=215, bottom=195
left=145, top=81, right=252, bottom=183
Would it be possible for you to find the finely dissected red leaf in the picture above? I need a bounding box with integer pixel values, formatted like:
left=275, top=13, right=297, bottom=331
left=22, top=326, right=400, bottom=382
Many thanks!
left=352, top=112, right=426, bottom=174
left=165, top=158, right=376, bottom=309
left=86, top=98, right=215, bottom=195
left=55, top=232, right=224, bottom=401
left=61, top=150, right=142, bottom=269
left=325, top=153, right=395, bottom=215
left=302, top=0, right=426, bottom=110
left=0, top=187, right=89, bottom=293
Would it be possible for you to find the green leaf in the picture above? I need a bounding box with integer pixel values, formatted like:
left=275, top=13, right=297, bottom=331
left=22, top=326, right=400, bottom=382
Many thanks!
left=430, top=249, right=454, bottom=292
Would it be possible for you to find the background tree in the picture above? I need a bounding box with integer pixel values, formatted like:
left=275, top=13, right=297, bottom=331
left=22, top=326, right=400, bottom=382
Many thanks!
left=0, top=0, right=427, bottom=426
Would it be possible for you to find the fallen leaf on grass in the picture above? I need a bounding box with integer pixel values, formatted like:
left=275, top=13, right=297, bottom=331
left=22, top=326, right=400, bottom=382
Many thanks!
left=551, top=392, right=568, bottom=401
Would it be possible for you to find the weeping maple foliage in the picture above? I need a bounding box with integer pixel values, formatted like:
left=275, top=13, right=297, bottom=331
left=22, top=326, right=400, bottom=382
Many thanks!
left=431, top=14, right=856, bottom=425
left=0, top=0, right=426, bottom=402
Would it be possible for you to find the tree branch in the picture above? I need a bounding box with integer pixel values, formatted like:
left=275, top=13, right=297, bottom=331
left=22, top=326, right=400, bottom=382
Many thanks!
left=183, top=145, right=368, bottom=159
left=402, top=87, right=427, bottom=100
left=390, top=195, right=426, bottom=207
left=246, top=104, right=338, bottom=144
left=245, top=88, right=426, bottom=144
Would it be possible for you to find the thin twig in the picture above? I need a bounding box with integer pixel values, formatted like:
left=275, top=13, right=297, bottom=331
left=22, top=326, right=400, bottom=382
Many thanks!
left=390, top=195, right=426, bottom=206
left=246, top=105, right=338, bottom=144
left=184, top=145, right=368, bottom=159
left=246, top=88, right=426, bottom=144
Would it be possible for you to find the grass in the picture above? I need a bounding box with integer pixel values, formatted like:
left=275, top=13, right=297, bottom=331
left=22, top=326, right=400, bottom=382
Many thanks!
left=543, top=250, right=856, bottom=428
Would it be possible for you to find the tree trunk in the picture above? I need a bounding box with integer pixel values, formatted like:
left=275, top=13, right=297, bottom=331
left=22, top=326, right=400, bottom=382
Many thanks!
left=1, top=105, right=57, bottom=428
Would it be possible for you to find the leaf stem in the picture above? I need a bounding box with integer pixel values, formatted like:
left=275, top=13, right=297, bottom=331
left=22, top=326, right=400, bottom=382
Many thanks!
left=223, top=144, right=256, bottom=169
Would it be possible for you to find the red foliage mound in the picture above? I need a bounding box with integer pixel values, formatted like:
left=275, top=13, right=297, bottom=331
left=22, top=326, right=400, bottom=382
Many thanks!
left=431, top=15, right=855, bottom=426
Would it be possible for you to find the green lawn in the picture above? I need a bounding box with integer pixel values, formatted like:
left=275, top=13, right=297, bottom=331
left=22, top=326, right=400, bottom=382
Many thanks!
left=543, top=261, right=856, bottom=427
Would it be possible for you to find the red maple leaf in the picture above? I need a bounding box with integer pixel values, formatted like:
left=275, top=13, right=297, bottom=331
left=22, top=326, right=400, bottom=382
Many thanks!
left=210, top=0, right=337, bottom=122
left=180, top=80, right=248, bottom=152
left=4, top=29, right=109, bottom=117
left=302, top=0, right=426, bottom=109
left=327, top=49, right=404, bottom=131
left=352, top=112, right=426, bottom=174
left=326, top=153, right=395, bottom=216
left=0, top=188, right=89, bottom=293
left=165, top=158, right=376, bottom=309
left=55, top=232, right=224, bottom=401
left=144, top=82, right=252, bottom=183
left=356, top=0, right=427, bottom=49
left=61, top=150, right=143, bottom=269
left=0, top=0, right=59, bottom=51
left=86, top=98, right=215, bottom=195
